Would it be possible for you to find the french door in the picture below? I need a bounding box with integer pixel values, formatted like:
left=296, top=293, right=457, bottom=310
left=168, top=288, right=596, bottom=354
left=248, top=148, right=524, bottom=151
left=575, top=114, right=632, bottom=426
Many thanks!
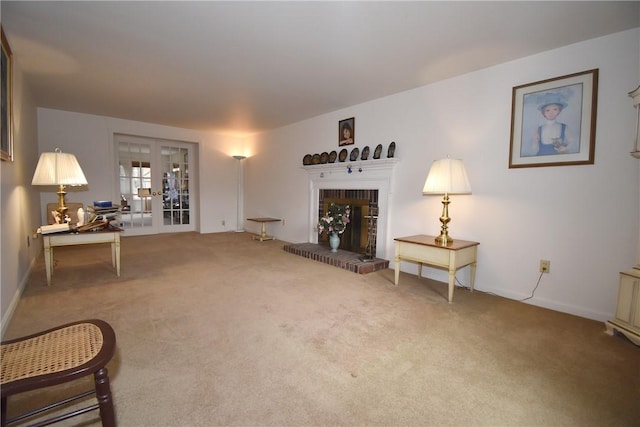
left=116, top=134, right=196, bottom=236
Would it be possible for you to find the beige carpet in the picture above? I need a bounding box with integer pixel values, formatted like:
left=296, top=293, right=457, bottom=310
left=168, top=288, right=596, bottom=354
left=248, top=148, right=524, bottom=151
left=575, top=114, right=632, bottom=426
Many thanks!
left=3, top=232, right=639, bottom=426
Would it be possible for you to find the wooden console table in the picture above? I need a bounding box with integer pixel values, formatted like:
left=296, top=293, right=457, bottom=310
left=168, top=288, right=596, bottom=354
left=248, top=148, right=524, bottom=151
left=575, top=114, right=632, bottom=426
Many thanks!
left=394, top=234, right=479, bottom=303
left=247, top=218, right=280, bottom=241
left=43, top=231, right=121, bottom=286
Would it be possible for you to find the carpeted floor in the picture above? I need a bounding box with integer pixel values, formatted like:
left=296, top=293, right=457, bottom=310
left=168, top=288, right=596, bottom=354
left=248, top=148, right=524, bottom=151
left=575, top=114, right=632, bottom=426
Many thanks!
left=3, top=232, right=639, bottom=426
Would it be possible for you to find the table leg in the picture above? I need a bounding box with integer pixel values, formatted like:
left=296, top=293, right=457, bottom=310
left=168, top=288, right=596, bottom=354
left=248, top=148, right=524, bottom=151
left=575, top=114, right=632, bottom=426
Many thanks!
left=469, top=261, right=476, bottom=292
left=260, top=223, right=267, bottom=239
left=394, top=242, right=400, bottom=286
left=44, top=239, right=53, bottom=287
left=114, top=234, right=121, bottom=277
left=448, top=268, right=455, bottom=303
left=111, top=243, right=116, bottom=268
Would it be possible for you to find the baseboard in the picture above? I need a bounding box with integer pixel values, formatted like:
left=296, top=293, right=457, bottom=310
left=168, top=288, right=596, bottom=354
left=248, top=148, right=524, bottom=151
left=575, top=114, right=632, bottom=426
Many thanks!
left=480, top=286, right=612, bottom=322
left=0, top=257, right=37, bottom=339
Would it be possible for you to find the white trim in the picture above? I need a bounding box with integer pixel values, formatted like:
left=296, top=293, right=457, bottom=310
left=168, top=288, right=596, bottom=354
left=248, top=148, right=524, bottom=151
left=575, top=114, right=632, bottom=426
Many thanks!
left=1, top=256, right=37, bottom=338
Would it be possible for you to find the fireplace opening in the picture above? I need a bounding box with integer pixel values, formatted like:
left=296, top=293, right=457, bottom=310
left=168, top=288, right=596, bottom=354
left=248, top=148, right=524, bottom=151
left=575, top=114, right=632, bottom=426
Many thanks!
left=318, top=189, right=379, bottom=255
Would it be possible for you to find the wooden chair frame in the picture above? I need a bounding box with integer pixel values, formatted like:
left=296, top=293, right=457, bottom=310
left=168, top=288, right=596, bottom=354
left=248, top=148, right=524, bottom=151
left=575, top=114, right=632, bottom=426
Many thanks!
left=1, top=319, right=117, bottom=427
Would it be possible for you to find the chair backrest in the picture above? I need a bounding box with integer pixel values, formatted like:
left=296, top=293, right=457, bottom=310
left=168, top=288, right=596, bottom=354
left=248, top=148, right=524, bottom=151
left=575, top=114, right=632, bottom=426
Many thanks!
left=1, top=319, right=116, bottom=396
left=46, top=202, right=84, bottom=224
left=1, top=319, right=117, bottom=427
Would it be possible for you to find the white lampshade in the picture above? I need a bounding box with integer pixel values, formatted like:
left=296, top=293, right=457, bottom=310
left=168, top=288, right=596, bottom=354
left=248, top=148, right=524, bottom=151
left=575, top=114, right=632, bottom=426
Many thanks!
left=423, top=158, right=471, bottom=195
left=32, top=148, right=87, bottom=186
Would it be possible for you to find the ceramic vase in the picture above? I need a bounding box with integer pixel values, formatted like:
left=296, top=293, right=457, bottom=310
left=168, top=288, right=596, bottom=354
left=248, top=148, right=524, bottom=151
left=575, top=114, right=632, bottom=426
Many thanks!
left=329, top=232, right=340, bottom=252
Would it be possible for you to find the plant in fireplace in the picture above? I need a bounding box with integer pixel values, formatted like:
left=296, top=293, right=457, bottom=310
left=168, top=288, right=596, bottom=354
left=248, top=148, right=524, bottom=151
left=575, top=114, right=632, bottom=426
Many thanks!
left=318, top=203, right=351, bottom=234
left=318, top=203, right=351, bottom=252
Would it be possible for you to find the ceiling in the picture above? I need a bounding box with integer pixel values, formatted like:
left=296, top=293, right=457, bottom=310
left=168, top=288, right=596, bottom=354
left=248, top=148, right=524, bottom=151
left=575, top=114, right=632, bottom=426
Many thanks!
left=2, top=1, right=638, bottom=136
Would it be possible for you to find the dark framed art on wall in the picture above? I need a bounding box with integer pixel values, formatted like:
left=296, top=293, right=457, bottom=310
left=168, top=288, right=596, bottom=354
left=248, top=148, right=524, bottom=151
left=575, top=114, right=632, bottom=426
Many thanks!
left=1, top=27, right=13, bottom=162
left=509, top=69, right=598, bottom=168
left=338, top=117, right=355, bottom=147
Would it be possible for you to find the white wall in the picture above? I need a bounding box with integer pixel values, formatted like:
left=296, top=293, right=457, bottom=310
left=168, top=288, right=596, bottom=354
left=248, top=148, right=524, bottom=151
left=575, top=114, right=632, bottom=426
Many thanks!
left=0, top=57, right=42, bottom=334
left=35, top=109, right=245, bottom=234
left=244, top=28, right=640, bottom=322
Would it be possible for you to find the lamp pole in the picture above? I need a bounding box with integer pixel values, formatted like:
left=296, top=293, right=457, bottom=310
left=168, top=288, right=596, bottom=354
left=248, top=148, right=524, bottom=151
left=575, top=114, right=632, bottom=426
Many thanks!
left=233, top=155, right=246, bottom=232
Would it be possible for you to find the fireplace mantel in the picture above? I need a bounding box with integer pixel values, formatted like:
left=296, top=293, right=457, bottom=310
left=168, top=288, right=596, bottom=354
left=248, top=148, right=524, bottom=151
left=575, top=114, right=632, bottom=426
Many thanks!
left=303, top=158, right=398, bottom=179
left=304, top=158, right=398, bottom=260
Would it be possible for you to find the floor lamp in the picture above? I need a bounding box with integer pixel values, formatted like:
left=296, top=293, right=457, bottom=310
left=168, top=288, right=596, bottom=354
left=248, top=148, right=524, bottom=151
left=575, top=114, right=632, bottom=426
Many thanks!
left=629, top=84, right=640, bottom=159
left=233, top=155, right=246, bottom=232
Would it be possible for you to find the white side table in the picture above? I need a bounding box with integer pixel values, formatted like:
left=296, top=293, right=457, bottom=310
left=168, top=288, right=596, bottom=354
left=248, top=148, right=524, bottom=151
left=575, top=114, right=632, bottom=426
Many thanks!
left=43, top=231, right=121, bottom=286
left=394, top=234, right=479, bottom=303
left=247, top=218, right=280, bottom=241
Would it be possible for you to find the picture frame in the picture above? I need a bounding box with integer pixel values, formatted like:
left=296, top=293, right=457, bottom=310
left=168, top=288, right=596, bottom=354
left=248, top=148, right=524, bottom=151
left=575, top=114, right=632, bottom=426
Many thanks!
left=338, top=117, right=355, bottom=147
left=509, top=69, right=598, bottom=168
left=1, top=27, right=13, bottom=162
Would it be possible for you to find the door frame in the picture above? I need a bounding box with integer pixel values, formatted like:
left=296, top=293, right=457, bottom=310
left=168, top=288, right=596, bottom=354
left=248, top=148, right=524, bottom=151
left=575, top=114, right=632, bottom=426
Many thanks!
left=114, top=133, right=198, bottom=236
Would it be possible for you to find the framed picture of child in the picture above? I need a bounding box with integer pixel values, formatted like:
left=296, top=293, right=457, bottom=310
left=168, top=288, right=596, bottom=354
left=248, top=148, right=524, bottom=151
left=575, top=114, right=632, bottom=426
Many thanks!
left=509, top=69, right=598, bottom=168
left=338, top=117, right=355, bottom=147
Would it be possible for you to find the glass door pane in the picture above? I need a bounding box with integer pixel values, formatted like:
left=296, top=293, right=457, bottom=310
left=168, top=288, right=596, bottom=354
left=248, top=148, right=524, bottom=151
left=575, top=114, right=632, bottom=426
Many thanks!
left=119, top=138, right=154, bottom=234
left=117, top=135, right=195, bottom=235
left=159, top=144, right=192, bottom=232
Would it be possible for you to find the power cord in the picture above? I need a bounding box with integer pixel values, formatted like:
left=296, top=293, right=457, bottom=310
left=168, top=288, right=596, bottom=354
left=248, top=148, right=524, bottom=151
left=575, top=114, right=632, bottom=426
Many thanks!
left=455, top=272, right=545, bottom=301
left=518, top=271, right=544, bottom=302
left=455, top=277, right=500, bottom=298
left=455, top=276, right=470, bottom=290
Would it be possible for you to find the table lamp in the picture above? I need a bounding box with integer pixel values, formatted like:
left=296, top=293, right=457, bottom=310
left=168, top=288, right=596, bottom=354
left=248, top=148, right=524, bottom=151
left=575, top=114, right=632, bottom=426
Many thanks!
left=423, top=157, right=471, bottom=245
left=32, top=148, right=88, bottom=219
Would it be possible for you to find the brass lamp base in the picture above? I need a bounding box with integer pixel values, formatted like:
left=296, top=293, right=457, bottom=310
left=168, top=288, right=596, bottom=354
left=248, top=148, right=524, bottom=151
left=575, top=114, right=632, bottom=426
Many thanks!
left=435, top=233, right=453, bottom=245
left=56, top=184, right=69, bottom=219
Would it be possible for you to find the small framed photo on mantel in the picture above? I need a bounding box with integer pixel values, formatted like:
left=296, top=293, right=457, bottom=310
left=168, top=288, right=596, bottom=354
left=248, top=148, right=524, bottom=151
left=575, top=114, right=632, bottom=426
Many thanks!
left=509, top=69, right=598, bottom=168
left=339, top=117, right=355, bottom=146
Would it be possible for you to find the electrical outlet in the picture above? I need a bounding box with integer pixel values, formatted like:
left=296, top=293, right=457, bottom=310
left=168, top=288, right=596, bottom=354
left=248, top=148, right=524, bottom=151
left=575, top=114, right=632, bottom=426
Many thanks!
left=539, top=259, right=550, bottom=273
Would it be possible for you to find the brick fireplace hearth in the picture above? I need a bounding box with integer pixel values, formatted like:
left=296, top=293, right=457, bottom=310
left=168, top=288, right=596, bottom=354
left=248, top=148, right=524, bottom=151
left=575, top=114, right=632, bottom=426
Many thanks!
left=283, top=242, right=389, bottom=274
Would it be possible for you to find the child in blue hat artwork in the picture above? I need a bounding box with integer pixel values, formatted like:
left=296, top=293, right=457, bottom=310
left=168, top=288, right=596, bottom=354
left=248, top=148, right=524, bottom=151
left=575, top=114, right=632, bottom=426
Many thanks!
left=531, top=92, right=576, bottom=155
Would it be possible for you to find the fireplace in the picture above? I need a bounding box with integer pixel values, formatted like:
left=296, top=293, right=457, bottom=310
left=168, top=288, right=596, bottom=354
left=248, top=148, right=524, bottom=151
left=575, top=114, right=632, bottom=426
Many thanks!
left=318, top=189, right=379, bottom=255
left=304, top=159, right=398, bottom=260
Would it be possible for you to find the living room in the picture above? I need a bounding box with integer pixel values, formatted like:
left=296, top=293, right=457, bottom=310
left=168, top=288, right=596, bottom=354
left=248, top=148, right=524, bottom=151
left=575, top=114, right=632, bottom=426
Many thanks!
left=2, top=3, right=638, bottom=324
left=0, top=2, right=639, bottom=424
